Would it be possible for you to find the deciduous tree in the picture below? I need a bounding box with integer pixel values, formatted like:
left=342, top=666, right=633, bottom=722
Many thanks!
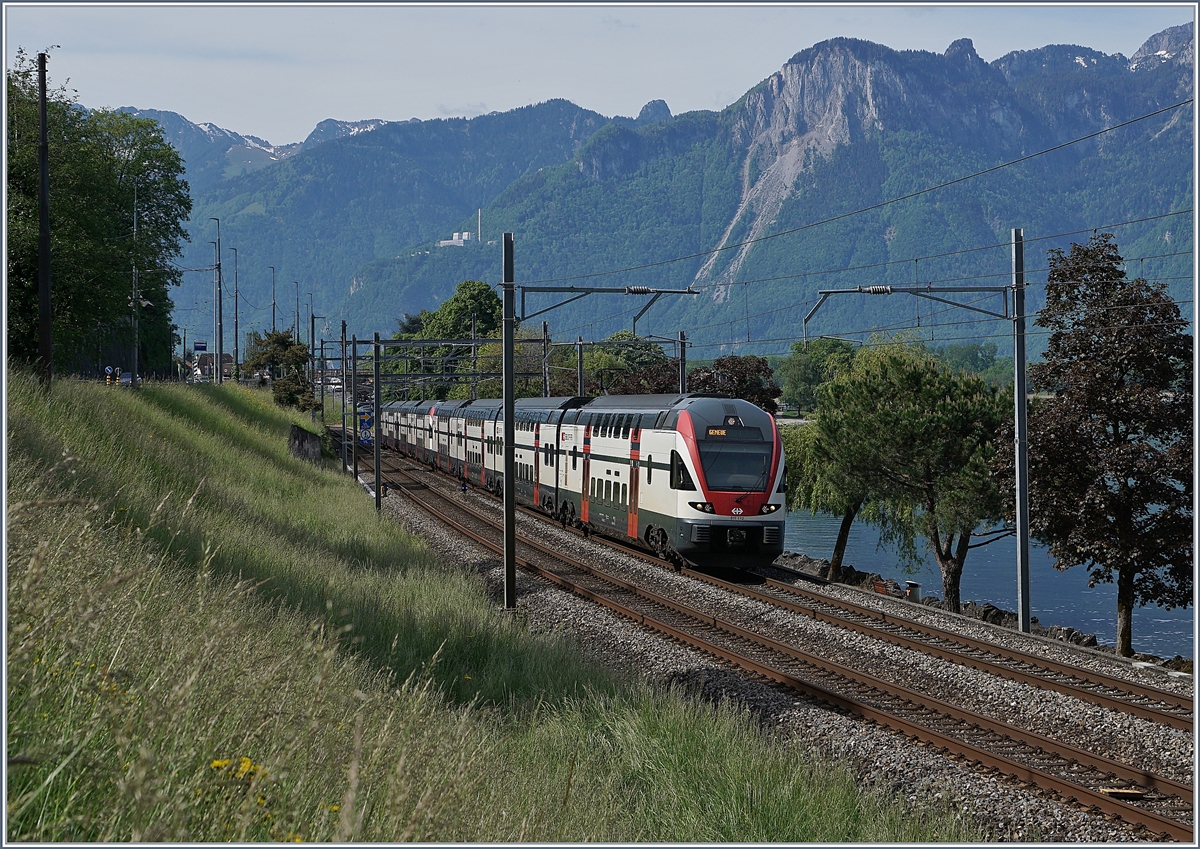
left=779, top=422, right=867, bottom=582
left=1002, top=233, right=1192, bottom=657
left=7, top=49, right=191, bottom=375
left=688, top=354, right=779, bottom=413
left=777, top=338, right=856, bottom=412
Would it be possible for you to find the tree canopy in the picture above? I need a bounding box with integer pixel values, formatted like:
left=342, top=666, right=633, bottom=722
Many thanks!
left=816, top=338, right=1006, bottom=611
left=1003, top=233, right=1192, bottom=657
left=244, top=330, right=317, bottom=410
left=688, top=354, right=779, bottom=413
left=777, top=338, right=857, bottom=412
left=7, top=49, right=191, bottom=376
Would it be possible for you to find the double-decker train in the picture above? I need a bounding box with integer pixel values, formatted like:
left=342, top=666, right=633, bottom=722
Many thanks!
left=379, top=393, right=786, bottom=566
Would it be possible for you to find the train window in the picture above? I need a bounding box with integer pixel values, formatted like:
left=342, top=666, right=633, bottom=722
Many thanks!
left=646, top=455, right=652, bottom=484
left=621, top=416, right=630, bottom=439
left=604, top=479, right=612, bottom=503
left=621, top=483, right=628, bottom=506
left=590, top=477, right=596, bottom=498
left=670, top=451, right=697, bottom=491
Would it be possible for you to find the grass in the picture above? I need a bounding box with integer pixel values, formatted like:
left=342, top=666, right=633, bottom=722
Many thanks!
left=7, top=370, right=981, bottom=841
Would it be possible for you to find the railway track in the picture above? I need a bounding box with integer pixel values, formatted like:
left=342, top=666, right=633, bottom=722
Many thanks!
left=337, top=437, right=1193, bottom=841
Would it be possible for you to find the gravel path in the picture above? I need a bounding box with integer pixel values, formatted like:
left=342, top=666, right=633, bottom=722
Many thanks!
left=367, top=469, right=1193, bottom=842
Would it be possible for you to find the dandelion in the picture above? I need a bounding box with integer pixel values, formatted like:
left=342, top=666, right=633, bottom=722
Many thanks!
left=327, top=804, right=339, bottom=813
left=210, top=759, right=232, bottom=770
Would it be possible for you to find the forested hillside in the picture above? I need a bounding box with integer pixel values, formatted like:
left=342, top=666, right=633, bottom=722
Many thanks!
left=167, top=25, right=1191, bottom=357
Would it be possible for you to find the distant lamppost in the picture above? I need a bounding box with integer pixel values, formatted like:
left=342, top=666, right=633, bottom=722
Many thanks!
left=209, top=217, right=223, bottom=384
left=268, top=265, right=276, bottom=333
left=294, top=280, right=300, bottom=339
left=231, top=246, right=240, bottom=380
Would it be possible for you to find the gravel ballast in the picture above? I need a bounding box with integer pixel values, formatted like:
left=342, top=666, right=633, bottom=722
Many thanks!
left=367, top=468, right=1193, bottom=843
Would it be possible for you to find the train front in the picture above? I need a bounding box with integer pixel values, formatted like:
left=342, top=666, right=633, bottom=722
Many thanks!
left=669, top=396, right=786, bottom=565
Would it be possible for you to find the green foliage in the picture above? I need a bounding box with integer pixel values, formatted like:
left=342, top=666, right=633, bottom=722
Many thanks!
left=687, top=354, right=779, bottom=413
left=779, top=422, right=866, bottom=580
left=244, top=329, right=317, bottom=410
left=816, top=337, right=1006, bottom=610
left=999, top=234, right=1192, bottom=656
left=777, top=339, right=857, bottom=412
left=6, top=49, right=192, bottom=376
left=931, top=342, right=1014, bottom=387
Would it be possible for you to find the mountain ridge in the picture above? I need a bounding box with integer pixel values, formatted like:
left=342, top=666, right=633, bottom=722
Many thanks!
left=152, top=24, right=1191, bottom=354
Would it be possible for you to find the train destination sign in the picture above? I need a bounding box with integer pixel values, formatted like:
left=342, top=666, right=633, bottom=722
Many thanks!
left=705, top=425, right=763, bottom=440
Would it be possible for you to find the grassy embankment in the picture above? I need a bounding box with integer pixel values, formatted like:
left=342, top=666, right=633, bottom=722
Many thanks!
left=7, top=372, right=980, bottom=842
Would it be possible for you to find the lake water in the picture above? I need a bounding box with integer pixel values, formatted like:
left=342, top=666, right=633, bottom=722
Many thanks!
left=784, top=511, right=1194, bottom=660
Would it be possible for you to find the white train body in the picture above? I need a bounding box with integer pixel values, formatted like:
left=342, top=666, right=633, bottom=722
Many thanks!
left=380, top=393, right=787, bottom=564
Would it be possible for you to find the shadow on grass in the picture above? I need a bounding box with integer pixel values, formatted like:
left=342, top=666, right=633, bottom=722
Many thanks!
left=9, top=373, right=615, bottom=711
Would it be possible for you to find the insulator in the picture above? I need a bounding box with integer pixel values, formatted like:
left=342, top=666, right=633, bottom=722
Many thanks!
left=862, top=285, right=892, bottom=295
left=625, top=286, right=653, bottom=295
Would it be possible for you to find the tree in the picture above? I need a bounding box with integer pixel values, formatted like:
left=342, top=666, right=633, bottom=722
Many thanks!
left=1009, top=233, right=1192, bottom=657
left=687, top=354, right=779, bottom=413
left=777, top=338, right=857, bottom=412
left=6, top=49, right=191, bottom=376
left=244, top=330, right=317, bottom=410
left=816, top=338, right=1006, bottom=612
left=779, top=422, right=868, bottom=582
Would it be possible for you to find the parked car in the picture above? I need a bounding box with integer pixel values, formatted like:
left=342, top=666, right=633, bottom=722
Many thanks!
left=119, top=373, right=141, bottom=387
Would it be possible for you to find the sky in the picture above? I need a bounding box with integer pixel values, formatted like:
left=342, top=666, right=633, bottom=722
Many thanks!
left=4, top=3, right=1195, bottom=145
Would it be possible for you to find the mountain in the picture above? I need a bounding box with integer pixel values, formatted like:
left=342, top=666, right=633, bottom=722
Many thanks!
left=160, top=25, right=1191, bottom=357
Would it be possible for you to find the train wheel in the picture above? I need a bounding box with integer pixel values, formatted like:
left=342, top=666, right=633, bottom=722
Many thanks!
left=647, top=526, right=671, bottom=560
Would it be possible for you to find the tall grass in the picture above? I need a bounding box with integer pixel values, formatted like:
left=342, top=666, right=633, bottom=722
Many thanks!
left=7, top=372, right=980, bottom=841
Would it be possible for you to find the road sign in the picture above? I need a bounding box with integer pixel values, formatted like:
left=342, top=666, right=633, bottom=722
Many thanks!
left=105, top=365, right=113, bottom=375
left=194, top=340, right=207, bottom=352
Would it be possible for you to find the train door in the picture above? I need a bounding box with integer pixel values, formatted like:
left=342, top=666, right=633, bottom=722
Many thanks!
left=580, top=415, right=591, bottom=524
left=627, top=413, right=641, bottom=539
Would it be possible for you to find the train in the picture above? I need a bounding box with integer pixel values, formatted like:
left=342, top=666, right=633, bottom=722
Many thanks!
left=378, top=393, right=787, bottom=566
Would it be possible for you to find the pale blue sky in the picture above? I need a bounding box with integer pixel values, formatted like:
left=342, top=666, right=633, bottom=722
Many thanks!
left=5, top=3, right=1195, bottom=145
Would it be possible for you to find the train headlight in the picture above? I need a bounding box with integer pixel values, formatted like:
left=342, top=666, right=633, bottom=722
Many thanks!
left=688, top=501, right=716, bottom=514
left=759, top=503, right=781, bottom=514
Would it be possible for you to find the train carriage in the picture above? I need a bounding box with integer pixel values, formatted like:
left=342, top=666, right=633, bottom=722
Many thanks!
left=380, top=393, right=786, bottom=566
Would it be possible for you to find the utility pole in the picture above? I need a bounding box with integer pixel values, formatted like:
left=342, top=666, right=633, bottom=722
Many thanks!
left=577, top=336, right=584, bottom=395
left=1012, top=228, right=1031, bottom=633
left=678, top=330, right=687, bottom=393
left=341, top=320, right=348, bottom=473
left=294, top=281, right=299, bottom=340
left=374, top=332, right=382, bottom=515
left=269, top=266, right=276, bottom=334
left=471, top=313, right=478, bottom=401
left=351, top=334, right=359, bottom=485
left=542, top=320, right=550, bottom=397
left=502, top=233, right=516, bottom=609
left=231, top=247, right=239, bottom=381
left=37, top=51, right=52, bottom=388
left=210, top=218, right=222, bottom=384
left=131, top=180, right=139, bottom=390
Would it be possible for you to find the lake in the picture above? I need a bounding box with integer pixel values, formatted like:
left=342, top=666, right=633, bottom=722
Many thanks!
left=784, top=511, right=1194, bottom=660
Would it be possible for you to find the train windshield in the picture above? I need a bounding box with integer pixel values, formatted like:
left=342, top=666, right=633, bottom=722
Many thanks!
left=697, top=442, right=774, bottom=492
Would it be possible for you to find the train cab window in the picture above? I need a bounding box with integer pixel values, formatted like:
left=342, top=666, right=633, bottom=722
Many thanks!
left=778, top=466, right=787, bottom=493
left=670, top=450, right=697, bottom=491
